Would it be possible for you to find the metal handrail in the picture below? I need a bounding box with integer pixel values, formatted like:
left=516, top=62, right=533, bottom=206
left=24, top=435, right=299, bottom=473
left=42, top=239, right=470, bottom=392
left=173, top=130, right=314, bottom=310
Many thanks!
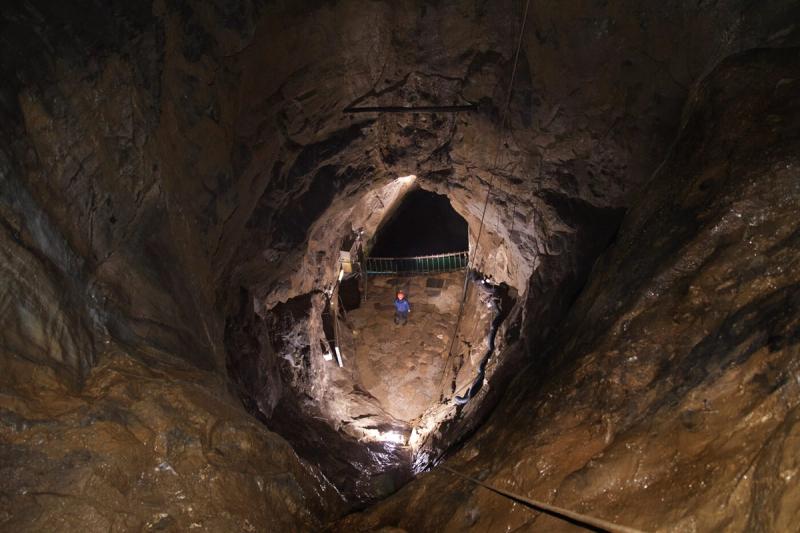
left=366, top=251, right=469, bottom=261
left=365, top=250, right=469, bottom=275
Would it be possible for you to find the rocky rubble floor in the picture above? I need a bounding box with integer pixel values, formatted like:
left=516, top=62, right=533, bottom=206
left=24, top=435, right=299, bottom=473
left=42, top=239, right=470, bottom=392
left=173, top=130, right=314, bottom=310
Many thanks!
left=347, top=272, right=464, bottom=423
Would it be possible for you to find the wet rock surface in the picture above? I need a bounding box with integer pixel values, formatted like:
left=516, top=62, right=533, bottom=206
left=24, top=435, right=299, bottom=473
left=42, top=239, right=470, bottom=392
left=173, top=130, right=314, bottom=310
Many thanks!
left=226, top=271, right=501, bottom=505
left=1, top=1, right=799, bottom=531
left=0, top=349, right=341, bottom=531
left=334, top=48, right=800, bottom=532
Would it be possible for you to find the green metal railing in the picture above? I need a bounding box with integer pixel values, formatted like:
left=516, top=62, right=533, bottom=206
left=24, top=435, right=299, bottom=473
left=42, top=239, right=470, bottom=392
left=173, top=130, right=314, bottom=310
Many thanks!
left=365, top=251, right=469, bottom=275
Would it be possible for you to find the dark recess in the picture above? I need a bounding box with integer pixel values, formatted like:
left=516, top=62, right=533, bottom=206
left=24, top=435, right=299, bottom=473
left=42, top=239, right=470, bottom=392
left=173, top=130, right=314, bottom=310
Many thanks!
left=370, top=188, right=468, bottom=257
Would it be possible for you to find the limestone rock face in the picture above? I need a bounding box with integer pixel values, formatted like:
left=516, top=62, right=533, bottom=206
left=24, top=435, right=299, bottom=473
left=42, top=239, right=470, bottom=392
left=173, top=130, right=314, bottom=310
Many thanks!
left=1, top=0, right=799, bottom=531
left=1, top=1, right=348, bottom=529
left=0, top=351, right=340, bottom=531
left=222, top=1, right=799, bottom=505
left=334, top=48, right=800, bottom=532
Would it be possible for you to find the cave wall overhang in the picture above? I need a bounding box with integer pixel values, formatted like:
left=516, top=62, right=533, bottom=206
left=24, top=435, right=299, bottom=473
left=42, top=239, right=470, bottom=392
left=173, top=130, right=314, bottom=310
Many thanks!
left=226, top=0, right=800, bottom=363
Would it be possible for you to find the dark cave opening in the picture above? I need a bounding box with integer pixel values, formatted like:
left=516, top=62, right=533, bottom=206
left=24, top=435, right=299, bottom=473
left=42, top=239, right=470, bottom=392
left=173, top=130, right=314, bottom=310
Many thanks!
left=369, top=188, right=468, bottom=257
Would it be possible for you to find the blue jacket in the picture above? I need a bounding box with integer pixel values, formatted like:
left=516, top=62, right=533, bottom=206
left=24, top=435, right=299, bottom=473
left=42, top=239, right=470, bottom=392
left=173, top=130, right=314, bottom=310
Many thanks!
left=394, top=298, right=410, bottom=313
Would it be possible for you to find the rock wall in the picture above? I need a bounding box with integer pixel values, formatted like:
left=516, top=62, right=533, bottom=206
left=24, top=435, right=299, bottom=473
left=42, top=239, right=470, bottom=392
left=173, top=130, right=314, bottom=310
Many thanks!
left=1, top=0, right=799, bottom=531
left=335, top=47, right=800, bottom=532
left=1, top=1, right=348, bottom=529
left=0, top=349, right=340, bottom=531
left=221, top=1, right=799, bottom=510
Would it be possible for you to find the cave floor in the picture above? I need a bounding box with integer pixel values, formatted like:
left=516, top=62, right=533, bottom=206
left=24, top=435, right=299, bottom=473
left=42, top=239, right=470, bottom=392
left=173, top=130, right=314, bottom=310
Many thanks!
left=346, top=271, right=465, bottom=423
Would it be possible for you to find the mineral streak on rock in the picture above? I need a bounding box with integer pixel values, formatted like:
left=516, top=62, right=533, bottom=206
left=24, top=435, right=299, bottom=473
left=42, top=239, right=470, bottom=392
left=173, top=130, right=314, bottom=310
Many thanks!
left=1, top=1, right=799, bottom=531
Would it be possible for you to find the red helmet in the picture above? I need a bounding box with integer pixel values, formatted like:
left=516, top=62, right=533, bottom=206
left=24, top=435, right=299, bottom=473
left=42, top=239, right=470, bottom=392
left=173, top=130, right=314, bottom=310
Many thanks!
left=397, top=290, right=405, bottom=298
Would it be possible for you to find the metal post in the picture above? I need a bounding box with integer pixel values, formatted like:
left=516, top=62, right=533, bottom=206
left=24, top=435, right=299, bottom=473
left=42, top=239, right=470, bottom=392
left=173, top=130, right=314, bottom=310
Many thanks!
left=335, top=346, right=343, bottom=367
left=332, top=289, right=344, bottom=368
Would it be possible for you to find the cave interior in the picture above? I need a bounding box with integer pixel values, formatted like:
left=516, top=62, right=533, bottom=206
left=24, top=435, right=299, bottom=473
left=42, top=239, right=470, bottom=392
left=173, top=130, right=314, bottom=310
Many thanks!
left=1, top=1, right=800, bottom=532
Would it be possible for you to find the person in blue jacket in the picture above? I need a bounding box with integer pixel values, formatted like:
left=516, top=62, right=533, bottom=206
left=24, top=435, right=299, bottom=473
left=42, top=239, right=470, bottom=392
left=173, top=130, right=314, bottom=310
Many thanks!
left=394, top=290, right=410, bottom=325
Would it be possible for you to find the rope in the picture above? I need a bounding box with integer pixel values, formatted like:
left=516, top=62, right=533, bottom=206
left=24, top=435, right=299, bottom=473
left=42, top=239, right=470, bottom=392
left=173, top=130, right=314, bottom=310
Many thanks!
left=440, top=0, right=532, bottom=397
left=440, top=465, right=645, bottom=533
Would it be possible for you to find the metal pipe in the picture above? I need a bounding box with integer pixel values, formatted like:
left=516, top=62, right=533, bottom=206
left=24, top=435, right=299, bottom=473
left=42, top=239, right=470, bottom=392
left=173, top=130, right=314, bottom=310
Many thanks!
left=343, top=104, right=477, bottom=114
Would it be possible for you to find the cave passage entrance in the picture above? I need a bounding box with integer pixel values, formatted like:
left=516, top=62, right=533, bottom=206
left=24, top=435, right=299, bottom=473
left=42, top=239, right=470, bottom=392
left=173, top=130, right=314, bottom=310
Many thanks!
left=369, top=188, right=468, bottom=260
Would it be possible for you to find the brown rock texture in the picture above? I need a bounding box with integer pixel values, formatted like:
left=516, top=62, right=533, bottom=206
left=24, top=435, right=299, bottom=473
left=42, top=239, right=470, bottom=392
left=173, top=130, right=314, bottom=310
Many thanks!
left=350, top=273, right=470, bottom=423
left=334, top=47, right=800, bottom=532
left=1, top=0, right=799, bottom=531
left=0, top=350, right=339, bottom=531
